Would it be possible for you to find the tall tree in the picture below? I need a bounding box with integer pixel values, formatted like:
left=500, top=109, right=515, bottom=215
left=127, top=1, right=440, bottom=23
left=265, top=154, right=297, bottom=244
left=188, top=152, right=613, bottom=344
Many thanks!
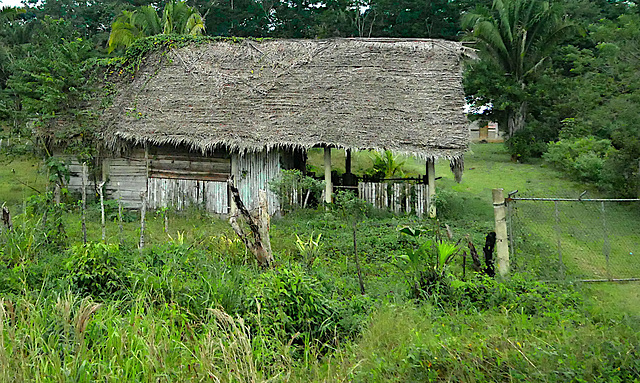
left=462, top=0, right=575, bottom=138
left=107, top=0, right=205, bottom=53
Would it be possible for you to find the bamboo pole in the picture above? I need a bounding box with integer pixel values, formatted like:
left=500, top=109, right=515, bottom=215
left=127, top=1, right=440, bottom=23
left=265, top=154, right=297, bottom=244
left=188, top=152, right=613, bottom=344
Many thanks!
left=98, top=181, right=106, bottom=243
left=230, top=155, right=238, bottom=215
left=81, top=162, right=87, bottom=245
left=493, top=188, right=509, bottom=277
left=324, top=147, right=332, bottom=204
left=426, top=159, right=436, bottom=218
left=139, top=192, right=146, bottom=250
left=118, top=199, right=124, bottom=246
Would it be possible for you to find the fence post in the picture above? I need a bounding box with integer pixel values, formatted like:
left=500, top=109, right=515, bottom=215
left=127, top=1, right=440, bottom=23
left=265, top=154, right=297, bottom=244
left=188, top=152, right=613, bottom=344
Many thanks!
left=426, top=159, right=436, bottom=218
left=81, top=162, right=87, bottom=245
left=493, top=188, right=509, bottom=277
left=324, top=147, right=332, bottom=204
left=554, top=201, right=564, bottom=279
left=601, top=201, right=611, bottom=280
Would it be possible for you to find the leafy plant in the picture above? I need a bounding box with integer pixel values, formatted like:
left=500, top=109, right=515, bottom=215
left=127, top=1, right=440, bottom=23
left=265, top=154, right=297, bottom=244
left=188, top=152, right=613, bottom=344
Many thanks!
left=295, top=232, right=322, bottom=268
left=244, top=266, right=337, bottom=346
left=107, top=1, right=205, bottom=53
left=396, top=225, right=461, bottom=300
left=24, top=192, right=67, bottom=248
left=369, top=150, right=406, bottom=179
left=544, top=136, right=615, bottom=184
left=44, top=157, right=70, bottom=188
left=269, top=169, right=324, bottom=211
left=66, top=243, right=125, bottom=297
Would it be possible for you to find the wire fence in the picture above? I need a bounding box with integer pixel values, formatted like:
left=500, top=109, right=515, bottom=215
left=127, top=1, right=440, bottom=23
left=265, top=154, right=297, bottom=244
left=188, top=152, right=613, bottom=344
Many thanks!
left=507, top=195, right=640, bottom=282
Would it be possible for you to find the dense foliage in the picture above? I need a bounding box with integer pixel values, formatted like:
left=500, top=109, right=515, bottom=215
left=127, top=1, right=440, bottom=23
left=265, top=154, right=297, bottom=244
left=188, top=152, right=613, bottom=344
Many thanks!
left=464, top=0, right=639, bottom=196
left=1, top=0, right=637, bottom=195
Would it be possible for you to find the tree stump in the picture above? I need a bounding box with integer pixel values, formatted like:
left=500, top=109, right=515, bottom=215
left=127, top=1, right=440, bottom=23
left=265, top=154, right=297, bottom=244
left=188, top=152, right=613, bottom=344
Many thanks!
left=227, top=177, right=274, bottom=267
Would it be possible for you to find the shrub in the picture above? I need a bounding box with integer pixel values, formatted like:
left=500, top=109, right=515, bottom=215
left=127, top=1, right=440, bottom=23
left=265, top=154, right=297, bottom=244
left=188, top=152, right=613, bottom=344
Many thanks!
left=269, top=169, right=324, bottom=211
left=66, top=243, right=125, bottom=297
left=544, top=136, right=616, bottom=184
left=244, top=265, right=337, bottom=341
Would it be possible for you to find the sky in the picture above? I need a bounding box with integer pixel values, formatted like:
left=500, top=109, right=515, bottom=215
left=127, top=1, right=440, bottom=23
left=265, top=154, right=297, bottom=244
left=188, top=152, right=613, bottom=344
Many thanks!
left=0, top=0, right=24, bottom=7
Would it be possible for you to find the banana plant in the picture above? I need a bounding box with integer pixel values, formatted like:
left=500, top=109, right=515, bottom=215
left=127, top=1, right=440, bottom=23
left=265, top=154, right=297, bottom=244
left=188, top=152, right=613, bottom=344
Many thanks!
left=396, top=225, right=461, bottom=299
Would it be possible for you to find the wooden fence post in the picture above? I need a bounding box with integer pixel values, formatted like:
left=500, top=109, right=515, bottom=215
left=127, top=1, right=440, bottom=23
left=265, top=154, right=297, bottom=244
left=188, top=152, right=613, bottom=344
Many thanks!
left=139, top=192, right=146, bottom=250
left=98, top=181, right=106, bottom=243
left=426, top=159, right=436, bottom=218
left=81, top=162, right=87, bottom=245
left=324, top=147, right=332, bottom=204
left=493, top=188, right=509, bottom=277
left=118, top=199, right=124, bottom=246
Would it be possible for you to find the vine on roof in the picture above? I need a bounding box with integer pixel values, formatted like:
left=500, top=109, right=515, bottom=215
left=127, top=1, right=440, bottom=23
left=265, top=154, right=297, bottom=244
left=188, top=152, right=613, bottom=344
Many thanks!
left=93, top=34, right=266, bottom=80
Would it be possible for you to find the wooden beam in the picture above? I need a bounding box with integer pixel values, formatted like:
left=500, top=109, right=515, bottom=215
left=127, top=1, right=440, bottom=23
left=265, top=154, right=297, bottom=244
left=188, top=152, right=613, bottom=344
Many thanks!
left=493, top=188, right=509, bottom=277
left=324, top=147, right=332, bottom=204
left=230, top=154, right=238, bottom=215
left=427, top=159, right=436, bottom=218
left=345, top=149, right=352, bottom=174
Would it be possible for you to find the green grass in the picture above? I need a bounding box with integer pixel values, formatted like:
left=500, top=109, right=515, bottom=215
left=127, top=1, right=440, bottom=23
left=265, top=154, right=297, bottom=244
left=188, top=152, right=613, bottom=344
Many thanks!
left=0, top=156, right=46, bottom=211
left=308, top=143, right=640, bottom=316
left=1, top=144, right=640, bottom=381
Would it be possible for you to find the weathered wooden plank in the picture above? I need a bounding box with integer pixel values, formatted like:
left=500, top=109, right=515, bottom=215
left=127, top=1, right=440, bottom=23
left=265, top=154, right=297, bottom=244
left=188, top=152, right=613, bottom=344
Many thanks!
left=149, top=170, right=228, bottom=182
left=146, top=177, right=229, bottom=214
left=235, top=150, right=281, bottom=215
left=149, top=161, right=231, bottom=174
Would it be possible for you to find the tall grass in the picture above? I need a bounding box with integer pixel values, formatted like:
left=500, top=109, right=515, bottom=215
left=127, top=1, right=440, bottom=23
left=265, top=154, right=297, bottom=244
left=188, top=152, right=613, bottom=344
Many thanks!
left=0, top=144, right=639, bottom=381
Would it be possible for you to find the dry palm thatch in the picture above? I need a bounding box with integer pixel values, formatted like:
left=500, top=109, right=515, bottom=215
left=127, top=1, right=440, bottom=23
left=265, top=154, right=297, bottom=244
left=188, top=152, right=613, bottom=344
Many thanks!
left=101, top=38, right=469, bottom=173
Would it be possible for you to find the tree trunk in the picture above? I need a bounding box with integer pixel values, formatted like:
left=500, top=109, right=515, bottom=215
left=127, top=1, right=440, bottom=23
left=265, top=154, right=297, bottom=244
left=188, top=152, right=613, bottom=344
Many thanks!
left=507, top=101, right=527, bottom=138
left=227, top=177, right=274, bottom=267
left=1, top=204, right=12, bottom=232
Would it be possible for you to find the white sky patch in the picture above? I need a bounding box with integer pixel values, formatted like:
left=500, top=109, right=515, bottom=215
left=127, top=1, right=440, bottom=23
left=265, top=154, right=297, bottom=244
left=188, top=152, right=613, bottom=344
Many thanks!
left=0, top=0, right=25, bottom=7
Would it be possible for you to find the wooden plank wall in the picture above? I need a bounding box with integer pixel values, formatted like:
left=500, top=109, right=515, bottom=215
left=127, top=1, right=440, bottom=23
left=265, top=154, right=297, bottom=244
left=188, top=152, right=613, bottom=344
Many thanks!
left=104, top=151, right=147, bottom=208
left=66, top=159, right=94, bottom=194
left=145, top=146, right=230, bottom=214
left=147, top=178, right=228, bottom=214
left=236, top=150, right=281, bottom=215
left=148, top=148, right=230, bottom=182
left=63, top=146, right=282, bottom=215
left=358, top=182, right=429, bottom=217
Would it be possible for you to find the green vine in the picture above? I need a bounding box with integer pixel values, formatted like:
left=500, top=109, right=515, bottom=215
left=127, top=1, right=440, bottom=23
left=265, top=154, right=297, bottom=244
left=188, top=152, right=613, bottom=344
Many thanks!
left=93, top=34, right=267, bottom=80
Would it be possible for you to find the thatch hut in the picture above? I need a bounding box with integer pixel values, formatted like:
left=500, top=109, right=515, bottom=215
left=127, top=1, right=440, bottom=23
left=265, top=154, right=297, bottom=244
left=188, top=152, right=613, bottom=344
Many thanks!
left=88, top=38, right=469, bottom=215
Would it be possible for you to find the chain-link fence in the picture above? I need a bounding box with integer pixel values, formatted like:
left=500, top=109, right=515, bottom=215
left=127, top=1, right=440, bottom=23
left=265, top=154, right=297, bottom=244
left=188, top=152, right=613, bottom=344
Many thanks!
left=507, top=195, right=640, bottom=282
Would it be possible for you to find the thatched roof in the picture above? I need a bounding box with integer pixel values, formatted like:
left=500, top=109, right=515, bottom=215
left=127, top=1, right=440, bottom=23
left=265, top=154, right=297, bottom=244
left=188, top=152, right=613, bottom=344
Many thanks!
left=102, top=38, right=469, bottom=162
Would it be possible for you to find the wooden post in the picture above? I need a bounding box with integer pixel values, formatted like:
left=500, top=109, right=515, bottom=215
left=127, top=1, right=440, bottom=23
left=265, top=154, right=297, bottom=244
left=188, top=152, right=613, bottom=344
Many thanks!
left=345, top=149, right=352, bottom=175
left=426, top=159, right=436, bottom=218
left=81, top=162, right=87, bottom=245
left=98, top=181, right=106, bottom=243
left=492, top=188, right=509, bottom=277
left=54, top=183, right=61, bottom=204
left=227, top=177, right=274, bottom=267
left=230, top=154, right=238, bottom=215
left=324, top=147, right=332, bottom=204
left=144, top=144, right=149, bottom=189
left=139, top=192, right=146, bottom=250
left=1, top=204, right=12, bottom=232
left=118, top=199, right=124, bottom=246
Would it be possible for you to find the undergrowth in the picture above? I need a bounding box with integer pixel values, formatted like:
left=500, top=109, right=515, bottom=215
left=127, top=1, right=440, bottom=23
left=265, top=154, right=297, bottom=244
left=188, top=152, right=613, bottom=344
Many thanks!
left=1, top=145, right=639, bottom=381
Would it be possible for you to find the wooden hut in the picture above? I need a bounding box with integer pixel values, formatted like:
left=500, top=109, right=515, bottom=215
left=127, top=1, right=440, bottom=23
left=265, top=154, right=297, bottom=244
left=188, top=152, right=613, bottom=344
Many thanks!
left=79, top=38, right=469, bottom=215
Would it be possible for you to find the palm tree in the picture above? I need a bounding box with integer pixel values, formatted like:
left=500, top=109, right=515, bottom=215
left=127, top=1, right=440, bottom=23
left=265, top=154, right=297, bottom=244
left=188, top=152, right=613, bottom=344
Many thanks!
left=107, top=1, right=205, bottom=53
left=462, top=0, right=574, bottom=137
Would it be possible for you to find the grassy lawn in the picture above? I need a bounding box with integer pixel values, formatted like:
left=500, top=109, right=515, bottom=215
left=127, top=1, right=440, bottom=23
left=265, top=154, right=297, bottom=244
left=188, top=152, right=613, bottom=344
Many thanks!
left=0, top=155, right=47, bottom=210
left=1, top=145, right=639, bottom=381
left=309, top=143, right=640, bottom=315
